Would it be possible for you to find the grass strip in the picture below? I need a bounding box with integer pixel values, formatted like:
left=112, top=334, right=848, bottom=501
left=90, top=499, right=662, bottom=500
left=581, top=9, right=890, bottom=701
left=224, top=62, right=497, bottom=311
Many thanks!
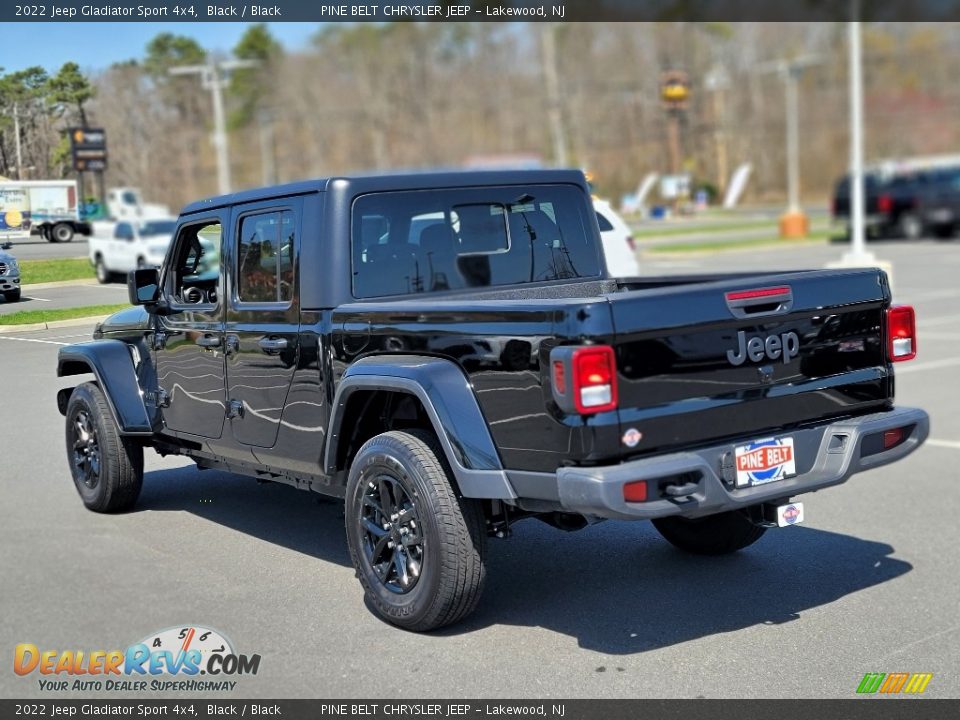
left=647, top=230, right=833, bottom=254
left=0, top=303, right=128, bottom=326
left=19, top=258, right=94, bottom=284
left=630, top=219, right=778, bottom=239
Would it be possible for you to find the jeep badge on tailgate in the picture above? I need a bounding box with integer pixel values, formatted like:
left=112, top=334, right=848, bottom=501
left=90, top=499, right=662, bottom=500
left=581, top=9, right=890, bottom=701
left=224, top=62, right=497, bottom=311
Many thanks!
left=727, top=330, right=800, bottom=366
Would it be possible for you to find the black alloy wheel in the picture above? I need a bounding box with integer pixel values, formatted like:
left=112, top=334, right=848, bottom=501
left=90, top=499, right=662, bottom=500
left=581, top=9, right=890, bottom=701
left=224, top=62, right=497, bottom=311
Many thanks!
left=358, top=471, right=425, bottom=593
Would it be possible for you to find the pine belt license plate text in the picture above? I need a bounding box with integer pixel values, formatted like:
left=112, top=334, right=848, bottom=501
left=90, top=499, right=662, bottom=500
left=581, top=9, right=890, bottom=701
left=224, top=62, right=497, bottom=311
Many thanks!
left=734, top=436, right=796, bottom=488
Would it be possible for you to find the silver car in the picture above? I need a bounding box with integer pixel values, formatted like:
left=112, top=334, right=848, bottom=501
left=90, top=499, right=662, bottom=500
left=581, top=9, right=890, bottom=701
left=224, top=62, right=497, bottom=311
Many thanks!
left=0, top=242, right=21, bottom=302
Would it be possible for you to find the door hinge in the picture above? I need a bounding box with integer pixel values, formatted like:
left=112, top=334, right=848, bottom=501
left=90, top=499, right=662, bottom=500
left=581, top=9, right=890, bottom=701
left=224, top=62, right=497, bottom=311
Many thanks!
left=226, top=399, right=244, bottom=419
left=147, top=388, right=170, bottom=408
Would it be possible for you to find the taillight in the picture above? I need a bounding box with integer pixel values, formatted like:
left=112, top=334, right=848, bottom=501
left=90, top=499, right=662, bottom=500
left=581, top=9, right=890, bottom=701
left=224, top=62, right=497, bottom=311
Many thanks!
left=886, top=305, right=916, bottom=362
left=626, top=235, right=637, bottom=251
left=572, top=345, right=618, bottom=414
left=878, top=193, right=893, bottom=214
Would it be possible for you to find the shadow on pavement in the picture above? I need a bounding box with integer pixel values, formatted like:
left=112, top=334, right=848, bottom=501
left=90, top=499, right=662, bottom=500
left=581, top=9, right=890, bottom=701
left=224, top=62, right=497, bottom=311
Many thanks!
left=454, top=519, right=911, bottom=653
left=137, top=465, right=911, bottom=653
left=137, top=466, right=351, bottom=567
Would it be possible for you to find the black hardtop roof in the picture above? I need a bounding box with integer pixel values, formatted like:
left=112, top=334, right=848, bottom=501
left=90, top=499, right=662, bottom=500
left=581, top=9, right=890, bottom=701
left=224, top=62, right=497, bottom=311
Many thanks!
left=180, top=168, right=588, bottom=215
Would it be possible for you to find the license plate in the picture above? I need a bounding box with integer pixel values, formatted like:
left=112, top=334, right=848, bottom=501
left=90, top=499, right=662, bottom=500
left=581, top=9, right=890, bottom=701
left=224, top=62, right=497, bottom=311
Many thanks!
left=734, top=436, right=796, bottom=488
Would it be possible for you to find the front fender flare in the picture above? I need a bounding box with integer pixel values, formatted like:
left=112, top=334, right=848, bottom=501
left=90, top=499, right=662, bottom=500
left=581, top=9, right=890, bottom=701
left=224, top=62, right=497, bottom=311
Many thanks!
left=325, top=355, right=516, bottom=500
left=57, top=341, right=153, bottom=435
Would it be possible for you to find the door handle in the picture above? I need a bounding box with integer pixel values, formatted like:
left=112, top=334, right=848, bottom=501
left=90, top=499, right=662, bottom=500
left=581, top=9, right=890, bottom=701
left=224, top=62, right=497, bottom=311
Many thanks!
left=258, top=337, right=288, bottom=352
left=195, top=334, right=221, bottom=348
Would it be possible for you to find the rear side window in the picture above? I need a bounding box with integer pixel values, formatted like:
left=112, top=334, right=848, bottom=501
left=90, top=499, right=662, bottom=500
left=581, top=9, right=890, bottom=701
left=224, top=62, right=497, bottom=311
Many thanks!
left=351, top=185, right=600, bottom=298
left=595, top=212, right=614, bottom=232
left=236, top=210, right=295, bottom=303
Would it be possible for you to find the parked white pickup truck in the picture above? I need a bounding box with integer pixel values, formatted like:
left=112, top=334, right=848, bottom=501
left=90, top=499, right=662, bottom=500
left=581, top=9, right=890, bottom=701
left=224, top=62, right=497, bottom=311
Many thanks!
left=88, top=218, right=177, bottom=283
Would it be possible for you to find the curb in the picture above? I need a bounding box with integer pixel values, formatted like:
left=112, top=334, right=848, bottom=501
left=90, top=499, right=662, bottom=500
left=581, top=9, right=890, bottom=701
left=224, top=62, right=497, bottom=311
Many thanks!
left=0, top=314, right=111, bottom=334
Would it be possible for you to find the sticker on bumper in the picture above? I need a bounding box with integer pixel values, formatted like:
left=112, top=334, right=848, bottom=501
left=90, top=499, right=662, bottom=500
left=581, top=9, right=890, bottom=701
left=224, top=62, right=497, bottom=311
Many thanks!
left=734, top=436, right=796, bottom=487
left=777, top=502, right=804, bottom=527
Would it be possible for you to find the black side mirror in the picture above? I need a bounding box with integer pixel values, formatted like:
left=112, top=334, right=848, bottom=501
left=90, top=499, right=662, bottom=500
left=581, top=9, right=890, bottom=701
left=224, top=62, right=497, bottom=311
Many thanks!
left=128, top=268, right=160, bottom=306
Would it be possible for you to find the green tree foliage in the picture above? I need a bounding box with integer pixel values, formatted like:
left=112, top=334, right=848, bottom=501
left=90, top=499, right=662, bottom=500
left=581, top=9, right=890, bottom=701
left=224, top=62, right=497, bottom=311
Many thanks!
left=46, top=62, right=95, bottom=126
left=144, top=33, right=206, bottom=77
left=229, top=24, right=283, bottom=129
left=0, top=67, right=51, bottom=175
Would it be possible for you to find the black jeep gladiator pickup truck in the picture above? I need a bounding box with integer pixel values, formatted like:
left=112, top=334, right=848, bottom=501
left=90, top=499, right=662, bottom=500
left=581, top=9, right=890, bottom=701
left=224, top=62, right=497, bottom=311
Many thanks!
left=56, top=170, right=928, bottom=631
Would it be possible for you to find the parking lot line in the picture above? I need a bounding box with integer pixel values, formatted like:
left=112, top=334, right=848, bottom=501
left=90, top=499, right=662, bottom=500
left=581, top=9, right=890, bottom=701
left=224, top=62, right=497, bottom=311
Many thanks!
left=41, top=332, right=95, bottom=340
left=0, top=335, right=69, bottom=346
left=893, top=357, right=960, bottom=375
left=918, top=315, right=960, bottom=328
left=22, top=296, right=51, bottom=302
left=927, top=439, right=960, bottom=450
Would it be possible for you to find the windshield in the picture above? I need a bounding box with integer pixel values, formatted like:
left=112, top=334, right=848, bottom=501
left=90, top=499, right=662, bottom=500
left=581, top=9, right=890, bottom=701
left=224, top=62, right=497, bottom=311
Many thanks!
left=139, top=221, right=176, bottom=237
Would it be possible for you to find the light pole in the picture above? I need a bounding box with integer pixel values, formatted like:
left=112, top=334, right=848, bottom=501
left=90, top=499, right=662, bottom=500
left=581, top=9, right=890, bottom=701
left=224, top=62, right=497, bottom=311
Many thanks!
left=540, top=23, right=568, bottom=167
left=757, top=55, right=821, bottom=238
left=843, top=19, right=875, bottom=264
left=170, top=57, right=258, bottom=196
left=13, top=103, right=24, bottom=179
left=705, top=65, right=730, bottom=196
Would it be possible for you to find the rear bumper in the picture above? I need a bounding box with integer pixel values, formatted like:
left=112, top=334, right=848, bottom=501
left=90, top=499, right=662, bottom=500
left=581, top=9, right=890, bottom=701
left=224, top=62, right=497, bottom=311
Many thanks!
left=553, top=407, right=928, bottom=521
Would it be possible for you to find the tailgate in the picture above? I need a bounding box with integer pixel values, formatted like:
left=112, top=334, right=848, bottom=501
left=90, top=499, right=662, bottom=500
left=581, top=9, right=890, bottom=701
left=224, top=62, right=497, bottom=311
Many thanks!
left=610, top=269, right=892, bottom=455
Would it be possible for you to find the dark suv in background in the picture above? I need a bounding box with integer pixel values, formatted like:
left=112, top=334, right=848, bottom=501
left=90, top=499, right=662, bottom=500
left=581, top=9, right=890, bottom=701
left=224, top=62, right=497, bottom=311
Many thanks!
left=914, top=165, right=960, bottom=237
left=833, top=165, right=960, bottom=240
left=832, top=171, right=929, bottom=239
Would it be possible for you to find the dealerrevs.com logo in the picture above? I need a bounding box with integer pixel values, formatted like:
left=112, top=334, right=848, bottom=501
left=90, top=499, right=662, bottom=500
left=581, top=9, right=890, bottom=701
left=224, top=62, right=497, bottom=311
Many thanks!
left=14, top=625, right=260, bottom=692
left=856, top=672, right=933, bottom=695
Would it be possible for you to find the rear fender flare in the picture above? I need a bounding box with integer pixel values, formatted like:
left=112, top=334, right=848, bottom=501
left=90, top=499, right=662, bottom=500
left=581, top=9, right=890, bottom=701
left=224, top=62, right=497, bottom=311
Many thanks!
left=325, top=355, right=516, bottom=500
left=57, top=341, right=153, bottom=435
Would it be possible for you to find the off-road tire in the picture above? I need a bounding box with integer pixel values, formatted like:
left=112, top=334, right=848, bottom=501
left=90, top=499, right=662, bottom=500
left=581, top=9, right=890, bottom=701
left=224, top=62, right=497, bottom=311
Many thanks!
left=345, top=429, right=487, bottom=632
left=65, top=382, right=143, bottom=513
left=652, top=510, right=766, bottom=555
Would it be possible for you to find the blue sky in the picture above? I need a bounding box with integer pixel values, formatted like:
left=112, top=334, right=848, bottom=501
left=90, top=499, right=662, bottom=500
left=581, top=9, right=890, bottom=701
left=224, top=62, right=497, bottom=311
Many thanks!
left=4, top=23, right=321, bottom=74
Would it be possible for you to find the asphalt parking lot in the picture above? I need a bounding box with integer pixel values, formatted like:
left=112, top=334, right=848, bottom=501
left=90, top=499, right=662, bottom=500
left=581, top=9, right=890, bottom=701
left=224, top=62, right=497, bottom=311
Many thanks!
left=0, top=281, right=128, bottom=313
left=3, top=235, right=89, bottom=261
left=0, top=238, right=957, bottom=699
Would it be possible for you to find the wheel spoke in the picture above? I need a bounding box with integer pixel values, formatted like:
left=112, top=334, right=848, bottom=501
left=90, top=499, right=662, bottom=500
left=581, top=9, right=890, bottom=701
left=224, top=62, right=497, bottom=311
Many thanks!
left=362, top=517, right=388, bottom=539
left=362, top=493, right=385, bottom=519
left=370, top=534, right=392, bottom=565
left=374, top=557, right=390, bottom=581
left=393, top=547, right=410, bottom=588
left=378, top=477, right=396, bottom=516
left=407, top=554, right=421, bottom=579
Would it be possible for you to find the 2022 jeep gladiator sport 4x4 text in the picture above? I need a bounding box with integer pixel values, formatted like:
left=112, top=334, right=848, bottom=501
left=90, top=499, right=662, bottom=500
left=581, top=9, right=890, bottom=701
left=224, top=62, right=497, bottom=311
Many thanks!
left=56, top=170, right=929, bottom=631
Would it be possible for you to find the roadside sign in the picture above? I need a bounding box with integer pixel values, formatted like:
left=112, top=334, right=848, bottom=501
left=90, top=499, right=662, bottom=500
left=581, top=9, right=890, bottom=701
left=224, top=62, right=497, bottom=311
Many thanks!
left=69, top=127, right=108, bottom=171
